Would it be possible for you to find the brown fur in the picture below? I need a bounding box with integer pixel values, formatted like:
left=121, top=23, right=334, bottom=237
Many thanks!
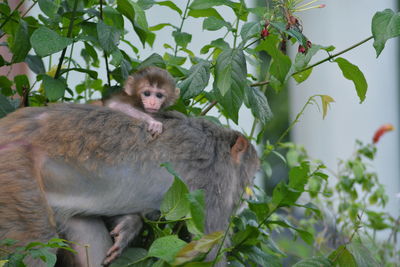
left=0, top=104, right=259, bottom=266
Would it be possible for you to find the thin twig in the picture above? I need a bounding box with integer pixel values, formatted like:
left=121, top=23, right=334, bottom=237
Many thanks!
left=99, top=0, right=111, bottom=87
left=200, top=100, right=217, bottom=116
left=292, top=36, right=374, bottom=76
left=55, top=0, right=79, bottom=79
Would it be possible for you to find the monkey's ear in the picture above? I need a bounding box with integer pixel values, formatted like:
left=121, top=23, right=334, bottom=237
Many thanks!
left=124, top=76, right=135, bottom=96
left=231, top=136, right=249, bottom=164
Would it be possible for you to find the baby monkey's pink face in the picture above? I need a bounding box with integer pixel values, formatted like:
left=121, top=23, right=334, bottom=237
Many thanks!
left=139, top=84, right=166, bottom=113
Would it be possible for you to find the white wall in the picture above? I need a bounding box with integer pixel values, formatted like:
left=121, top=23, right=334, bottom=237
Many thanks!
left=290, top=1, right=399, bottom=216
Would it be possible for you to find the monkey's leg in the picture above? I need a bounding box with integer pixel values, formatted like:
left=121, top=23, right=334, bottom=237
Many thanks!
left=103, top=214, right=143, bottom=266
left=61, top=216, right=112, bottom=267
left=0, top=143, right=58, bottom=267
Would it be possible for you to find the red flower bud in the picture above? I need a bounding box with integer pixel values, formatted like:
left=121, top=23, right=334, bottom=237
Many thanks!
left=298, top=45, right=306, bottom=54
left=372, top=124, right=394, bottom=144
left=261, top=28, right=269, bottom=38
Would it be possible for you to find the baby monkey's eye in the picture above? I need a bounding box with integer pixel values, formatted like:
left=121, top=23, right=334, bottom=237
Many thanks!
left=143, top=91, right=151, bottom=97
left=156, top=92, right=164, bottom=99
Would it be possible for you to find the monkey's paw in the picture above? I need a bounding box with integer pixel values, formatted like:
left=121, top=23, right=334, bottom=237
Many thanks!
left=102, top=217, right=141, bottom=266
left=148, top=120, right=163, bottom=136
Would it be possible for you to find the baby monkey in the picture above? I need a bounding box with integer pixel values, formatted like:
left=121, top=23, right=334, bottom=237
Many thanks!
left=104, top=66, right=179, bottom=135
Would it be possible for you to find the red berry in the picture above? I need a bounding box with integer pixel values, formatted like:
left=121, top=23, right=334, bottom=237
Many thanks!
left=298, top=45, right=306, bottom=54
left=261, top=28, right=269, bottom=38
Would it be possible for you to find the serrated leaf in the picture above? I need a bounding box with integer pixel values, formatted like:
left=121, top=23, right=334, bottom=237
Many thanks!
left=0, top=94, right=16, bottom=118
left=147, top=235, right=187, bottom=264
left=42, top=75, right=66, bottom=101
left=244, top=85, right=273, bottom=125
left=10, top=20, right=30, bottom=63
left=38, top=0, right=60, bottom=18
left=293, top=256, right=332, bottom=267
left=200, top=38, right=230, bottom=54
left=213, top=84, right=243, bottom=124
left=240, top=21, right=261, bottom=41
left=371, top=9, right=400, bottom=57
left=172, top=31, right=192, bottom=48
left=245, top=246, right=281, bottom=267
left=30, top=27, right=72, bottom=57
left=203, top=17, right=230, bottom=31
left=97, top=21, right=120, bottom=53
left=335, top=57, right=368, bottom=103
left=156, top=1, right=182, bottom=15
left=160, top=177, right=190, bottom=220
left=179, top=61, right=210, bottom=99
left=319, top=95, right=335, bottom=119
left=173, top=232, right=223, bottom=265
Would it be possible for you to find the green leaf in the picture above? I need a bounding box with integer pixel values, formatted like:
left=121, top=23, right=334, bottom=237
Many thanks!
left=97, top=21, right=120, bottom=53
left=347, top=242, right=381, bottom=267
left=213, top=83, right=243, bottom=124
left=59, top=68, right=98, bottom=80
left=160, top=177, right=190, bottom=220
left=203, top=17, right=231, bottom=31
left=138, top=53, right=166, bottom=69
left=147, top=235, right=187, bottom=264
left=10, top=20, right=30, bottom=63
left=38, top=0, right=60, bottom=18
left=329, top=246, right=357, bottom=267
left=293, top=256, right=332, bottom=267
left=232, top=225, right=259, bottom=247
left=188, top=8, right=224, bottom=20
left=244, top=85, right=273, bottom=125
left=14, top=75, right=30, bottom=96
left=103, top=6, right=124, bottom=31
left=240, top=21, right=261, bottom=41
left=179, top=61, right=211, bottom=99
left=256, top=35, right=291, bottom=87
left=371, top=9, right=400, bottom=57
left=200, top=38, right=230, bottom=54
left=187, top=189, right=205, bottom=234
left=319, top=95, right=335, bottom=119
left=244, top=246, right=281, bottom=267
left=109, top=247, right=149, bottom=266
left=30, top=27, right=72, bottom=57
left=172, top=31, right=192, bottom=48
left=25, top=55, right=45, bottom=74
left=156, top=1, right=182, bottom=15
left=117, top=0, right=152, bottom=46
left=335, top=57, right=368, bottom=103
left=189, top=0, right=230, bottom=10
left=41, top=75, right=66, bottom=101
left=149, top=23, right=175, bottom=31
left=0, top=76, right=13, bottom=96
left=0, top=94, right=16, bottom=118
left=30, top=248, right=57, bottom=267
left=174, top=232, right=223, bottom=265
left=214, top=48, right=247, bottom=96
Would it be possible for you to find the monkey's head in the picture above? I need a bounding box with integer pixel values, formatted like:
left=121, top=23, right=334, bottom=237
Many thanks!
left=124, top=66, right=180, bottom=113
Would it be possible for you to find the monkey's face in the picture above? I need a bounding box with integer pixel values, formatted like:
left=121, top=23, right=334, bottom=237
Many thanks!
left=139, top=85, right=166, bottom=113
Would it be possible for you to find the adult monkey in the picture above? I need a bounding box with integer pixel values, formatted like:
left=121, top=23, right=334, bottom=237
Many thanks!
left=0, top=104, right=259, bottom=266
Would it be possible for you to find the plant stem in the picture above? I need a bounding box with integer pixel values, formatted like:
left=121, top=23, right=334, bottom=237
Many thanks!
left=55, top=0, right=79, bottom=79
left=174, top=0, right=191, bottom=57
left=276, top=94, right=318, bottom=145
left=292, top=36, right=373, bottom=76
left=99, top=0, right=111, bottom=87
left=0, top=0, right=25, bottom=31
left=200, top=100, right=217, bottom=116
